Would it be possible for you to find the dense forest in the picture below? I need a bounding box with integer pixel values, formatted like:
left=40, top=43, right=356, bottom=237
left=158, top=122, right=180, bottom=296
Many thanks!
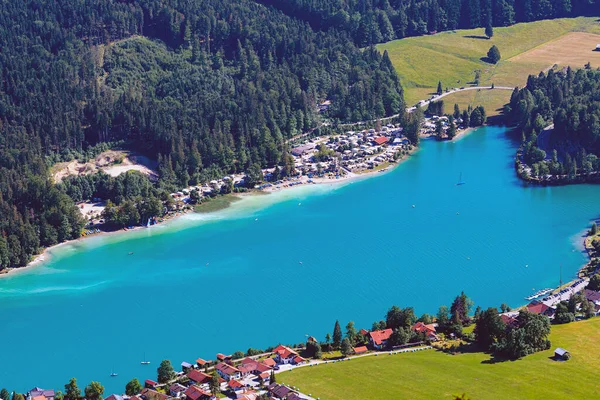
left=257, top=0, right=600, bottom=46
left=507, top=67, right=600, bottom=181
left=0, top=0, right=404, bottom=270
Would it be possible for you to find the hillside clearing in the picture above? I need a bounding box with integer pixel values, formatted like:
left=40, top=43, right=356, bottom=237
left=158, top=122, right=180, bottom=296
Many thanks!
left=51, top=150, right=158, bottom=183
left=280, top=318, right=600, bottom=399
left=378, top=17, right=600, bottom=107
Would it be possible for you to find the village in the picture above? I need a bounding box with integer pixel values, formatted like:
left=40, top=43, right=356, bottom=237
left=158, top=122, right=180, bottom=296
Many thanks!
left=22, top=272, right=600, bottom=400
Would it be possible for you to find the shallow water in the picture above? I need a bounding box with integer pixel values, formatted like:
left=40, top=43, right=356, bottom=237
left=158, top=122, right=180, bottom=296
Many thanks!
left=2, top=126, right=599, bottom=393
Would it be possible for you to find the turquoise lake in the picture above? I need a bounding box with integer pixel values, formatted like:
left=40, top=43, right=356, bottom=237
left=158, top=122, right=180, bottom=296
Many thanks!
left=2, top=125, right=600, bottom=393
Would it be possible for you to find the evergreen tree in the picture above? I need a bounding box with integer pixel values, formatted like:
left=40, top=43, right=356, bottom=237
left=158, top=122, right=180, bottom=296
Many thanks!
left=485, top=23, right=494, bottom=39
left=437, top=81, right=443, bottom=95
left=340, top=337, right=353, bottom=356
left=64, top=378, right=81, bottom=400
left=157, top=360, right=176, bottom=383
left=1, top=389, right=10, bottom=400
left=333, top=320, right=343, bottom=348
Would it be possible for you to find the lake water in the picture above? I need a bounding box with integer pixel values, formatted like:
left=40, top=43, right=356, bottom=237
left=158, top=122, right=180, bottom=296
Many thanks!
left=2, top=125, right=599, bottom=393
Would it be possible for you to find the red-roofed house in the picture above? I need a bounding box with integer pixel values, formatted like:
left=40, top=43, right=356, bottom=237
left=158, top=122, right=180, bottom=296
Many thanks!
left=372, top=136, right=389, bottom=146
left=412, top=322, right=438, bottom=341
left=216, top=362, right=241, bottom=381
left=196, top=358, right=209, bottom=367
left=359, top=329, right=369, bottom=336
left=273, top=345, right=299, bottom=364
left=188, top=370, right=212, bottom=389
left=368, top=329, right=393, bottom=349
left=526, top=302, right=554, bottom=316
left=216, top=353, right=232, bottom=363
left=262, top=358, right=276, bottom=367
left=258, top=371, right=270, bottom=383
left=353, top=346, right=368, bottom=354
left=227, top=380, right=244, bottom=395
left=293, top=355, right=306, bottom=365
left=237, top=358, right=272, bottom=377
left=500, top=314, right=518, bottom=328
left=184, top=385, right=212, bottom=400
left=144, top=380, right=158, bottom=389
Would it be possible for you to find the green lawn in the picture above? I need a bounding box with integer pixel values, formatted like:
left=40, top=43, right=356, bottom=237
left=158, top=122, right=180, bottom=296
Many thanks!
left=193, top=194, right=240, bottom=213
left=280, top=318, right=600, bottom=399
left=378, top=17, right=600, bottom=106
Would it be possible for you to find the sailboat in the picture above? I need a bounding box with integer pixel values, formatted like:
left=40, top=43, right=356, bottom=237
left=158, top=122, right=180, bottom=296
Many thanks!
left=141, top=352, right=150, bottom=365
left=456, top=172, right=466, bottom=186
left=110, top=366, right=118, bottom=377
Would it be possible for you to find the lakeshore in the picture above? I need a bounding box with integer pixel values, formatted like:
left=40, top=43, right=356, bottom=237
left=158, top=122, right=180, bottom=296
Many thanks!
left=1, top=125, right=599, bottom=393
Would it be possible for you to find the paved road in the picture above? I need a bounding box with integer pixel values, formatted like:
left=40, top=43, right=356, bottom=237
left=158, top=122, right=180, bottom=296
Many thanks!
left=337, top=86, right=516, bottom=128
left=406, top=86, right=515, bottom=112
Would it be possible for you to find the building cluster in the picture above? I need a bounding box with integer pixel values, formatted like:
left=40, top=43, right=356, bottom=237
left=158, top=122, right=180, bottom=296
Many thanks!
left=291, top=124, right=410, bottom=175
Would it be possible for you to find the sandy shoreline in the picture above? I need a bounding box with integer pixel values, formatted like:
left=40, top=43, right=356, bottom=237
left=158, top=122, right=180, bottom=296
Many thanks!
left=4, top=144, right=420, bottom=279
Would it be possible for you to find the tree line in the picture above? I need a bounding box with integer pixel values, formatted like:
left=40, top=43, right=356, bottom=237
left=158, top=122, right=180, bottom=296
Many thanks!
left=0, top=0, right=404, bottom=270
left=257, top=0, right=599, bottom=46
left=507, top=67, right=600, bottom=182
left=321, top=292, right=551, bottom=359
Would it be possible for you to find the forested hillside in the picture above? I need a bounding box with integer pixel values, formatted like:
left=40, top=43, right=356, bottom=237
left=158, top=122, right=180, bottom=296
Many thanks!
left=0, top=0, right=404, bottom=270
left=258, top=0, right=600, bottom=46
left=508, top=67, right=600, bottom=181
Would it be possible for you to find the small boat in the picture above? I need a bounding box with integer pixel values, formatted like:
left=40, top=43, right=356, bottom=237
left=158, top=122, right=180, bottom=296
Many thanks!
left=456, top=172, right=466, bottom=186
left=110, top=367, right=118, bottom=377
left=141, top=353, right=150, bottom=365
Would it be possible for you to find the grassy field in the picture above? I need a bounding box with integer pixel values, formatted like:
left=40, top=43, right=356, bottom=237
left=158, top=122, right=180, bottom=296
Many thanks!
left=193, top=194, right=240, bottom=213
left=377, top=17, right=600, bottom=107
left=280, top=318, right=600, bottom=399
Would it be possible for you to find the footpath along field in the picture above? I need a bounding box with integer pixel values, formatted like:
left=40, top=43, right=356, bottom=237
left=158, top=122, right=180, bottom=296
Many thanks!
left=279, top=318, right=600, bottom=399
left=377, top=17, right=600, bottom=115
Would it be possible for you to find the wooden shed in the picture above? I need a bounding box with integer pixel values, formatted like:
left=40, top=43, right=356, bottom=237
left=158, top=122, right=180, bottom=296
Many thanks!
left=554, top=347, right=570, bottom=360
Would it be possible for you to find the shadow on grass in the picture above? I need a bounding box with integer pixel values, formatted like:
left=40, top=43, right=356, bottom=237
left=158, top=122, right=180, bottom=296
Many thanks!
left=480, top=56, right=497, bottom=64
left=463, top=35, right=490, bottom=40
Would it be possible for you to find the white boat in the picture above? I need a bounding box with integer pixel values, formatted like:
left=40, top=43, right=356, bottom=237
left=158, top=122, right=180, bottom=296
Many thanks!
left=110, top=367, right=118, bottom=377
left=524, top=288, right=553, bottom=301
left=141, top=352, right=150, bottom=365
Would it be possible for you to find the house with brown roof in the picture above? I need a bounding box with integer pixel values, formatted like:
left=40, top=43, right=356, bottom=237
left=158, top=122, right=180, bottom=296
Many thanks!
left=169, top=384, right=187, bottom=398
left=140, top=388, right=168, bottom=400
left=353, top=346, right=368, bottom=354
left=368, top=329, right=393, bottom=349
left=216, top=362, right=241, bottom=381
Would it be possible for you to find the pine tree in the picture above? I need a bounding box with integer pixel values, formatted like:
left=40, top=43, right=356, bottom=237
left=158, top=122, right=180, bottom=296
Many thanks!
left=333, top=320, right=343, bottom=348
left=485, top=23, right=494, bottom=39
left=437, top=81, right=443, bottom=95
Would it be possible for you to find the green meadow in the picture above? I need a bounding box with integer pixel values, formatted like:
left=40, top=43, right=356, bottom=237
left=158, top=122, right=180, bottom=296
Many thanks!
left=377, top=17, right=600, bottom=113
left=280, top=317, right=600, bottom=399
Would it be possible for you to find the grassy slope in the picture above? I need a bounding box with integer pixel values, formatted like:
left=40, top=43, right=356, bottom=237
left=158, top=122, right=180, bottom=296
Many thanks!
left=377, top=17, right=600, bottom=110
left=280, top=318, right=600, bottom=399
